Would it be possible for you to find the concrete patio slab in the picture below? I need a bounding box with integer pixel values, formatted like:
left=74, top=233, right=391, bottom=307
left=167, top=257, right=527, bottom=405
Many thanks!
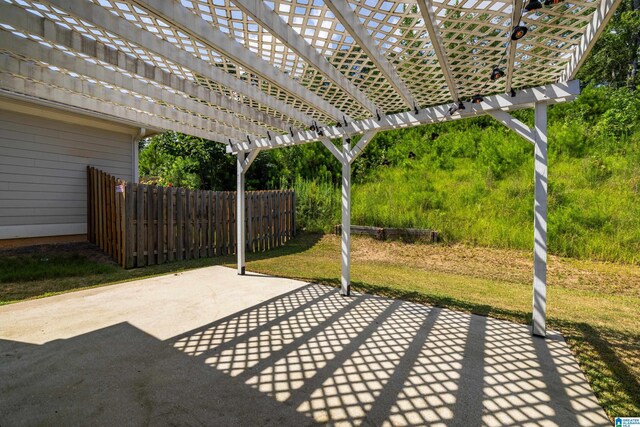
left=0, top=266, right=610, bottom=426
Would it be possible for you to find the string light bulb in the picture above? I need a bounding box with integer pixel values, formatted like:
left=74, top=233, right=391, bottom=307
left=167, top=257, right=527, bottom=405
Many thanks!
left=524, top=0, right=543, bottom=11
left=490, top=67, right=505, bottom=81
left=511, top=25, right=528, bottom=40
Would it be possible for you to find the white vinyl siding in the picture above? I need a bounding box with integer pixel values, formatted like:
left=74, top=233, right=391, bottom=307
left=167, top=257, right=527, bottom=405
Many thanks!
left=0, top=108, right=134, bottom=239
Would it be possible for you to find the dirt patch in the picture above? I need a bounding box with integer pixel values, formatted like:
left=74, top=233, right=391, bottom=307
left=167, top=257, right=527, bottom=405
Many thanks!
left=344, top=234, right=640, bottom=298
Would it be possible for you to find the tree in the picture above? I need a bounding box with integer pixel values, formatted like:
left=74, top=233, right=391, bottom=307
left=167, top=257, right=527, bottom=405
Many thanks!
left=138, top=133, right=202, bottom=189
left=577, top=0, right=640, bottom=89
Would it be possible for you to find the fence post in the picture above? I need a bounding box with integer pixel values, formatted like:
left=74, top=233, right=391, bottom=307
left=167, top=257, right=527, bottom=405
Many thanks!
left=292, top=191, right=296, bottom=236
left=157, top=186, right=165, bottom=264
left=194, top=190, right=200, bottom=260
left=115, top=178, right=121, bottom=265
left=207, top=191, right=213, bottom=257
left=167, top=186, right=174, bottom=262
left=147, top=185, right=155, bottom=266
left=176, top=188, right=184, bottom=261
left=109, top=174, right=116, bottom=258
left=136, top=184, right=144, bottom=267
left=125, top=182, right=134, bottom=268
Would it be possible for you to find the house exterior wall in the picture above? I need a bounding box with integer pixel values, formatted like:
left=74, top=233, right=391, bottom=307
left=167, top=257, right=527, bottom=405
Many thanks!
left=0, top=107, right=137, bottom=240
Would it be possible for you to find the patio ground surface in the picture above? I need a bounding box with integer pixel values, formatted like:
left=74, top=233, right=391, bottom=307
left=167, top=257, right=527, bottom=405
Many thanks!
left=0, top=266, right=610, bottom=426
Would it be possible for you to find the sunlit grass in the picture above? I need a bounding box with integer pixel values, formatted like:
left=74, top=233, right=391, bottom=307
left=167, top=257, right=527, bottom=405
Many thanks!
left=243, top=234, right=640, bottom=420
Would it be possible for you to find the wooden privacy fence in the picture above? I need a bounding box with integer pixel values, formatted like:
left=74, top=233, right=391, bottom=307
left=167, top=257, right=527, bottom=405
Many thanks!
left=87, top=167, right=296, bottom=268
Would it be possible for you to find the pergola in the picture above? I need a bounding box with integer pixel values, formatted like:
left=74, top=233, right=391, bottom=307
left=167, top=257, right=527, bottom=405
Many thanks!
left=0, top=0, right=620, bottom=337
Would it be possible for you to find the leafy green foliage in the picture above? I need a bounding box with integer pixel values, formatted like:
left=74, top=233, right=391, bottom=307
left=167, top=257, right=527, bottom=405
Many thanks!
left=292, top=179, right=340, bottom=233
left=577, top=0, right=640, bottom=89
left=139, top=132, right=343, bottom=190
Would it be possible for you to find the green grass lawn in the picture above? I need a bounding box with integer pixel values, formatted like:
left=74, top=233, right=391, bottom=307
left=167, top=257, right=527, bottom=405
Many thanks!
left=1, top=234, right=638, bottom=419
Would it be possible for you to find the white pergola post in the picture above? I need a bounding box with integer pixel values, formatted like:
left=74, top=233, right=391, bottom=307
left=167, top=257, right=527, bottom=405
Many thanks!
left=532, top=102, right=548, bottom=336
left=236, top=149, right=261, bottom=275
left=237, top=152, right=247, bottom=275
left=320, top=131, right=377, bottom=296
left=341, top=136, right=351, bottom=296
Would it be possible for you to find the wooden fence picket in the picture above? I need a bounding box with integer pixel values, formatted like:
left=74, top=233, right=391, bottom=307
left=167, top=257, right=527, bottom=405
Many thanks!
left=176, top=188, right=184, bottom=261
left=125, top=182, right=134, bottom=268
left=167, top=187, right=174, bottom=262
left=87, top=167, right=296, bottom=268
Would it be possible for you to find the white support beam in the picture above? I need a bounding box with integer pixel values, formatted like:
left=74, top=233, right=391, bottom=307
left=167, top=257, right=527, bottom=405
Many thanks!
left=505, top=0, right=524, bottom=93
left=562, top=0, right=620, bottom=80
left=0, top=1, right=289, bottom=133
left=242, top=149, right=262, bottom=171
left=532, top=102, right=548, bottom=337
left=324, top=0, right=415, bottom=109
left=320, top=137, right=345, bottom=162
left=0, top=30, right=264, bottom=141
left=348, top=130, right=378, bottom=163
left=0, top=53, right=249, bottom=142
left=237, top=152, right=247, bottom=275
left=236, top=147, right=262, bottom=275
left=228, top=80, right=581, bottom=153
left=416, top=0, right=459, bottom=101
left=43, top=0, right=315, bottom=127
left=487, top=110, right=535, bottom=145
left=0, top=70, right=228, bottom=142
left=232, top=0, right=378, bottom=115
left=340, top=136, right=351, bottom=296
left=128, top=0, right=348, bottom=123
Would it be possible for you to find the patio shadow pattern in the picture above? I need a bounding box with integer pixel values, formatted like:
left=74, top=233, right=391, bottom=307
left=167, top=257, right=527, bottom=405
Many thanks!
left=1, top=282, right=609, bottom=426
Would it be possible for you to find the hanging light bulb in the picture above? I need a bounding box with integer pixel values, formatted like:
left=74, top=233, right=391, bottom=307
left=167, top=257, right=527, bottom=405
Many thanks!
left=490, top=67, right=505, bottom=81
left=524, top=0, right=543, bottom=11
left=471, top=95, right=483, bottom=104
left=511, top=25, right=528, bottom=40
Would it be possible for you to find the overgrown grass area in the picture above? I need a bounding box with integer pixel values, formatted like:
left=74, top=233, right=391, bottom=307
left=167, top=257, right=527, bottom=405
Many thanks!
left=292, top=178, right=340, bottom=233
left=350, top=152, right=640, bottom=263
left=1, top=235, right=638, bottom=419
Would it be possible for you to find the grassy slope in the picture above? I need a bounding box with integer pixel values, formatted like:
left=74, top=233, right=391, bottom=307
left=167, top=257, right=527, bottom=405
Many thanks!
left=351, top=152, right=640, bottom=263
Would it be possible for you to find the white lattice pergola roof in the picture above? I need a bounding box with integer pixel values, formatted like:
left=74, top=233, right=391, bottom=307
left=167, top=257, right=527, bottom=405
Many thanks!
left=0, top=0, right=620, bottom=338
left=0, top=0, right=619, bottom=147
